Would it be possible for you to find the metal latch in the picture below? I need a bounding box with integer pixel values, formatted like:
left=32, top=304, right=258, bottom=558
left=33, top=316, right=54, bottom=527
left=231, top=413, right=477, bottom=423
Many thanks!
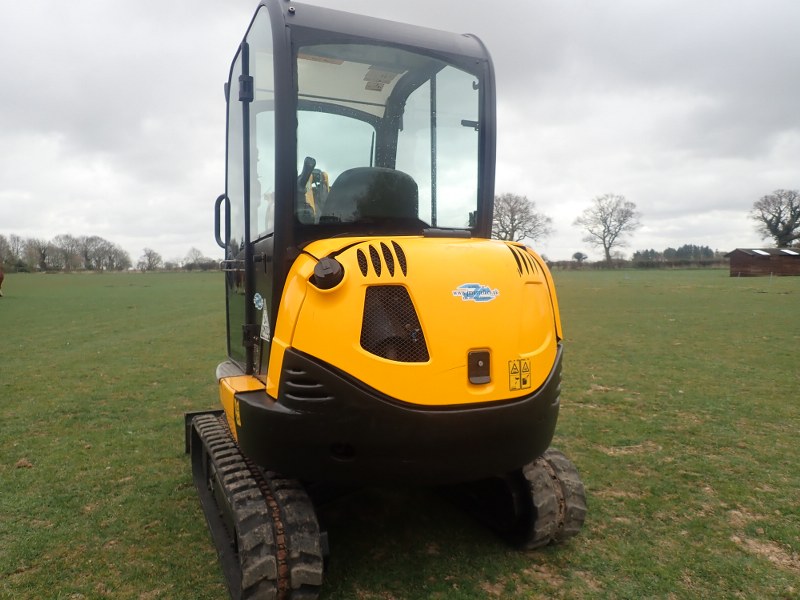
left=468, top=350, right=491, bottom=385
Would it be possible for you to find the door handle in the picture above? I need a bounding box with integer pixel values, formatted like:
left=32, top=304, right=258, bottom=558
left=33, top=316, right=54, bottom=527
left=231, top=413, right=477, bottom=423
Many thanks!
left=214, top=194, right=230, bottom=249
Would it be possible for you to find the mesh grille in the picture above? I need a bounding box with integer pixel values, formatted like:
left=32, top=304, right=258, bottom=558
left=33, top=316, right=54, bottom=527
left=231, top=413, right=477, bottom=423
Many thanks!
left=360, top=286, right=429, bottom=362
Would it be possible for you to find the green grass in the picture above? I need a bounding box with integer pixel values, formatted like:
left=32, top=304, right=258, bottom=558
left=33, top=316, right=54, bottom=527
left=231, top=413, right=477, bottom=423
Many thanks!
left=1, top=269, right=798, bottom=599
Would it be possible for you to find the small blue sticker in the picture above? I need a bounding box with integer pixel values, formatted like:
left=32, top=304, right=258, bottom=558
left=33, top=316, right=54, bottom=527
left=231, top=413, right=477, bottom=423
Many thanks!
left=253, top=293, right=264, bottom=310
left=453, top=283, right=500, bottom=303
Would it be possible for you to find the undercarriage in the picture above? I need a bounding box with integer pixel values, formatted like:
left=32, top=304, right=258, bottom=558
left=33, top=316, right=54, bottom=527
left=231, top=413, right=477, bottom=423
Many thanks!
left=187, top=413, right=585, bottom=600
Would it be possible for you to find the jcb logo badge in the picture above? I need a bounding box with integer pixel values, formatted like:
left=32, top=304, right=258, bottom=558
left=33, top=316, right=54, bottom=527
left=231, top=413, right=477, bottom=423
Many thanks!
left=453, top=283, right=499, bottom=303
left=508, top=359, right=531, bottom=391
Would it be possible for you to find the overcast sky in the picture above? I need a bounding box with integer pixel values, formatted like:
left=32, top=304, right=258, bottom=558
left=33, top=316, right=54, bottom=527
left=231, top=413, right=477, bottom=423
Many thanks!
left=2, top=0, right=798, bottom=263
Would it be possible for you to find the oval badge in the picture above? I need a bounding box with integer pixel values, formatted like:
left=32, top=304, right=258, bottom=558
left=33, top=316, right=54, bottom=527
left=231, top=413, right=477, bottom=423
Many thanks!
left=452, top=283, right=499, bottom=303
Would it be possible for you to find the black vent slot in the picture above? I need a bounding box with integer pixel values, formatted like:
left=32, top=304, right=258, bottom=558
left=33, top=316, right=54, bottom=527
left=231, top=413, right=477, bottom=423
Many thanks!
left=360, top=286, right=429, bottom=362
left=380, top=242, right=395, bottom=276
left=283, top=367, right=335, bottom=401
left=356, top=249, right=368, bottom=276
left=368, top=245, right=382, bottom=276
left=391, top=241, right=407, bottom=275
left=507, top=244, right=538, bottom=276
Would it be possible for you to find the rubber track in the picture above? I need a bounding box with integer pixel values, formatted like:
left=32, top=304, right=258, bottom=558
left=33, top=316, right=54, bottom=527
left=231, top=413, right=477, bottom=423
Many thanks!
left=519, top=448, right=586, bottom=549
left=261, top=473, right=324, bottom=599
left=542, top=449, right=587, bottom=543
left=192, top=414, right=323, bottom=600
left=239, top=459, right=324, bottom=598
left=520, top=457, right=560, bottom=549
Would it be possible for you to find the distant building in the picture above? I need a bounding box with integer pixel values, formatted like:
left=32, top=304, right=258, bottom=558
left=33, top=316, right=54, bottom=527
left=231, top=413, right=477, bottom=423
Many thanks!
left=725, top=248, right=800, bottom=277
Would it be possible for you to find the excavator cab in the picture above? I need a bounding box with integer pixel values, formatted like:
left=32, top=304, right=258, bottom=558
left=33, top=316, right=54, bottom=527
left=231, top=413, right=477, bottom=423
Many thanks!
left=216, top=2, right=496, bottom=379
left=190, top=2, right=585, bottom=598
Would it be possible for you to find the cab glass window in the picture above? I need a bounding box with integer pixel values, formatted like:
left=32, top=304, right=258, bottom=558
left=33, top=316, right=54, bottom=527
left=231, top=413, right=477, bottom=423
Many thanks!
left=250, top=9, right=275, bottom=240
left=294, top=43, right=480, bottom=231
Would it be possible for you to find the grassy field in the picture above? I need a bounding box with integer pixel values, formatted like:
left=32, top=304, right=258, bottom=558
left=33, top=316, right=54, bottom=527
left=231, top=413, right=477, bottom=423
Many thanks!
left=1, top=269, right=798, bottom=599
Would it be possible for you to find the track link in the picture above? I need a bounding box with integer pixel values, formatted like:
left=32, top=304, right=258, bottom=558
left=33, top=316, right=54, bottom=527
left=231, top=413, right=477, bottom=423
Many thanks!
left=190, top=414, right=324, bottom=600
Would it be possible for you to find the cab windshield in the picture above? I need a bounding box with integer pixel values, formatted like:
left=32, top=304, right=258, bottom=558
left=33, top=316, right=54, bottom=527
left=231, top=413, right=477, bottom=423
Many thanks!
left=294, top=43, right=481, bottom=233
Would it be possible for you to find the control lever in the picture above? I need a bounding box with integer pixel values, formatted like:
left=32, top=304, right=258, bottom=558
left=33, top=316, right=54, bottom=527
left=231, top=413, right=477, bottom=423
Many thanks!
left=297, top=156, right=317, bottom=190
left=296, top=156, right=318, bottom=224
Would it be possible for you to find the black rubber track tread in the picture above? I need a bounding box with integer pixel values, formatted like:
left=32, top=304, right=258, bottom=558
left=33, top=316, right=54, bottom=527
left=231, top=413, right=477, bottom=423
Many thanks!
left=263, top=473, right=324, bottom=595
left=542, top=449, right=587, bottom=543
left=192, top=414, right=279, bottom=600
left=222, top=420, right=324, bottom=599
left=519, top=457, right=560, bottom=550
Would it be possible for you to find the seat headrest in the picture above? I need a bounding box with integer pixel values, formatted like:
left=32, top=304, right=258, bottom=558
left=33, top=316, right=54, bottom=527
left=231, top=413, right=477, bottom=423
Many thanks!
left=321, top=167, right=418, bottom=222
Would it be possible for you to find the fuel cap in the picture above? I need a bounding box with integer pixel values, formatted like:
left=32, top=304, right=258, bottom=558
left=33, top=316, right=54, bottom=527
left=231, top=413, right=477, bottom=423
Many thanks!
left=312, top=257, right=344, bottom=289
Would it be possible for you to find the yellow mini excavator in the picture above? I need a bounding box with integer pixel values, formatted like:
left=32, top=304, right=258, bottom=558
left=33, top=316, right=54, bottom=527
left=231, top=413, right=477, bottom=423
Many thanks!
left=185, top=2, right=586, bottom=598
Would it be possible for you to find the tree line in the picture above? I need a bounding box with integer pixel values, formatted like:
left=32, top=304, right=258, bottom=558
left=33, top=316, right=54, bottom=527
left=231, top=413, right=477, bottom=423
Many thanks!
left=0, top=233, right=216, bottom=273
left=0, top=233, right=131, bottom=272
left=492, top=188, right=800, bottom=262
left=493, top=192, right=642, bottom=262
left=143, top=247, right=218, bottom=272
left=631, top=245, right=724, bottom=262
left=4, top=189, right=796, bottom=272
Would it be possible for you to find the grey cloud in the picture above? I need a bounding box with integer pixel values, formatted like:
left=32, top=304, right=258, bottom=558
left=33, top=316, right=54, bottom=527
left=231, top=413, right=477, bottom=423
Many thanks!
left=1, top=0, right=797, bottom=261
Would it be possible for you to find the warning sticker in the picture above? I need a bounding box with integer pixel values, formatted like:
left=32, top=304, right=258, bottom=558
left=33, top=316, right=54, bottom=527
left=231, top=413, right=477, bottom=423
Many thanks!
left=363, top=66, right=402, bottom=92
left=260, top=307, right=271, bottom=342
left=508, top=359, right=532, bottom=391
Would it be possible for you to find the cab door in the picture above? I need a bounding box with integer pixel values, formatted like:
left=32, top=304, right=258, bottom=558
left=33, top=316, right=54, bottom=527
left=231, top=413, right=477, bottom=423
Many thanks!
left=220, top=7, right=276, bottom=375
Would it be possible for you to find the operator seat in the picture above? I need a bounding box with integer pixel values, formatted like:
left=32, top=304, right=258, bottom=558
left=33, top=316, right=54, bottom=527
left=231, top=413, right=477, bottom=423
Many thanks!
left=320, top=167, right=418, bottom=223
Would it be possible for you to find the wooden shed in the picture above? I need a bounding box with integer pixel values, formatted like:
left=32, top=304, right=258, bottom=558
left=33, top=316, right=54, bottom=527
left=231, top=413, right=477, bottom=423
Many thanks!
left=725, top=248, right=800, bottom=277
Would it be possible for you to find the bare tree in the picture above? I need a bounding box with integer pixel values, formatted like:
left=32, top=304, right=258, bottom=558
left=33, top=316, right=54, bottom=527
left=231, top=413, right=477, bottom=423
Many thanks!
left=24, top=238, right=50, bottom=271
left=77, top=235, right=105, bottom=270
left=749, top=189, right=800, bottom=247
left=138, top=248, right=163, bottom=271
left=492, top=193, right=553, bottom=242
left=7, top=234, right=25, bottom=265
left=52, top=234, right=82, bottom=271
left=185, top=247, right=207, bottom=266
left=96, top=240, right=131, bottom=271
left=574, top=194, right=641, bottom=263
left=0, top=235, right=9, bottom=266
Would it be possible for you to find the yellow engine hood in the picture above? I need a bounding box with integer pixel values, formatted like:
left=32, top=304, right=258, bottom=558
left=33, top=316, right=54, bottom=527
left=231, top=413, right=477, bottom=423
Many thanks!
left=268, top=237, right=562, bottom=406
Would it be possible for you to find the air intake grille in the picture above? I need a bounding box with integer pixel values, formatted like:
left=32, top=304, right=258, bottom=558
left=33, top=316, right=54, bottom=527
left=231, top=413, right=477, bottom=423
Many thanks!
left=355, top=241, right=408, bottom=277
left=506, top=244, right=539, bottom=276
left=360, top=286, right=429, bottom=362
left=282, top=367, right=335, bottom=402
